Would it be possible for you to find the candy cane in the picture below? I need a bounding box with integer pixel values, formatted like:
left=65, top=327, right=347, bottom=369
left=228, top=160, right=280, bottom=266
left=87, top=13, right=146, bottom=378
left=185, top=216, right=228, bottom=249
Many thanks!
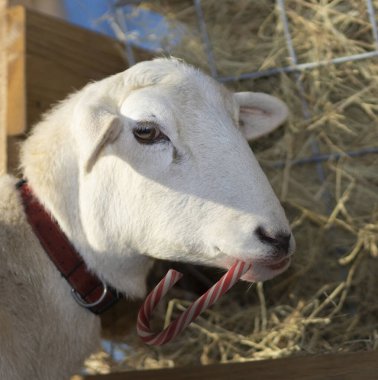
left=137, top=261, right=252, bottom=346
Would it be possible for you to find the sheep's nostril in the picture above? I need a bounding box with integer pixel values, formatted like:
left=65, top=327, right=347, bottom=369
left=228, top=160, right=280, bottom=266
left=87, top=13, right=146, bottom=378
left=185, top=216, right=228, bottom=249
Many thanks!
left=255, top=226, right=291, bottom=255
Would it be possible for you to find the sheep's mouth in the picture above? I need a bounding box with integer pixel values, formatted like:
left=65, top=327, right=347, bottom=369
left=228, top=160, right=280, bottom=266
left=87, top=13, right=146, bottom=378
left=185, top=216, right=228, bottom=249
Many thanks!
left=217, top=255, right=291, bottom=283
left=262, top=256, right=291, bottom=271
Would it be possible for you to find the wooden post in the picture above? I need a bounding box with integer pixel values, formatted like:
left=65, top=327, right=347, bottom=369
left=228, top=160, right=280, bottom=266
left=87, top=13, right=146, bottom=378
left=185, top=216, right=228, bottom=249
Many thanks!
left=0, top=0, right=7, bottom=174
left=76, top=350, right=378, bottom=380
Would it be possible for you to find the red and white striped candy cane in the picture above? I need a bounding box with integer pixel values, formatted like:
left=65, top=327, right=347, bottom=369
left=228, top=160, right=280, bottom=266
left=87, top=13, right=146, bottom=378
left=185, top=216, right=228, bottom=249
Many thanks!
left=137, top=260, right=252, bottom=346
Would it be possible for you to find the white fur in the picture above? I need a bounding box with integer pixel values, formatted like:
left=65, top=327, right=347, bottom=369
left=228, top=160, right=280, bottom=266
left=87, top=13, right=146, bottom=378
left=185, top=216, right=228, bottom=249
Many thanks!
left=0, top=58, right=294, bottom=379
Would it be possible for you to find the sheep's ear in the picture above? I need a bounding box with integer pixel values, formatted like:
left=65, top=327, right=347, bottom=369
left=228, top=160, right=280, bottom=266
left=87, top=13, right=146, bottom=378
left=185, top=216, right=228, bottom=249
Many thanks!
left=234, top=92, right=288, bottom=141
left=75, top=105, right=122, bottom=172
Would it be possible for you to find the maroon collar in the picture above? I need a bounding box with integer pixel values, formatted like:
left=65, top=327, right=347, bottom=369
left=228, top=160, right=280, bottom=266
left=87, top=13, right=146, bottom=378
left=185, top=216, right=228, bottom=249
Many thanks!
left=17, top=180, right=121, bottom=315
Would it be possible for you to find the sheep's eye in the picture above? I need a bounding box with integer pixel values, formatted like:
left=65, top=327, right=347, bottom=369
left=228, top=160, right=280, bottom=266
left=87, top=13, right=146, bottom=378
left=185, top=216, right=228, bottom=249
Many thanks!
left=133, top=122, right=168, bottom=145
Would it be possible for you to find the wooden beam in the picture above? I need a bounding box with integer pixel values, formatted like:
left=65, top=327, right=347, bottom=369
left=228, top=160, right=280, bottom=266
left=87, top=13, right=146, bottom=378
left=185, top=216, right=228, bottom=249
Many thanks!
left=6, top=4, right=25, bottom=139
left=0, top=0, right=7, bottom=175
left=5, top=5, right=152, bottom=173
left=6, top=5, right=131, bottom=137
left=76, top=350, right=378, bottom=380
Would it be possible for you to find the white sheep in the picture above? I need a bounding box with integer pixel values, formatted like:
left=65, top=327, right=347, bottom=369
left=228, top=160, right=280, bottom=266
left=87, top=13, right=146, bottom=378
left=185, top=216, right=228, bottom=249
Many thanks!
left=0, top=58, right=295, bottom=379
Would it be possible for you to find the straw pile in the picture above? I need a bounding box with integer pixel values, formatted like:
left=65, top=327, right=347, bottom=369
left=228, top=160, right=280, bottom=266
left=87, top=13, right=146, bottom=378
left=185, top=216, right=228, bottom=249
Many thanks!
left=84, top=0, right=378, bottom=374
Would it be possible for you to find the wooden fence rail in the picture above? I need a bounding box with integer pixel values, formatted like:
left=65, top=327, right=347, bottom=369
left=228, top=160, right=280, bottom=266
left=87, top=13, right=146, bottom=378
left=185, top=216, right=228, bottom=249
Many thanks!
left=2, top=5, right=151, bottom=174
left=75, top=350, right=378, bottom=380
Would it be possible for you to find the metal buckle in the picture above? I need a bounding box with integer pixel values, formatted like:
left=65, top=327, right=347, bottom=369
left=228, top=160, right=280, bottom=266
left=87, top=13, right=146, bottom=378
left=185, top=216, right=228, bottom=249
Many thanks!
left=16, top=179, right=27, bottom=189
left=71, top=282, right=108, bottom=309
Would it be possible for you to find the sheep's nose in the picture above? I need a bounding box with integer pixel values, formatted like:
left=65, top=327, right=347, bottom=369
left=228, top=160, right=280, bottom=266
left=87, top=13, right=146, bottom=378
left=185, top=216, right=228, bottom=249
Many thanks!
left=255, top=226, right=292, bottom=256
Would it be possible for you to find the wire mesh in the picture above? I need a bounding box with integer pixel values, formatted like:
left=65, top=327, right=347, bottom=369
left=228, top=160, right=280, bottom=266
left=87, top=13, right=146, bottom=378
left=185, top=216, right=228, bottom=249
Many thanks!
left=111, top=0, right=378, bottom=178
left=96, top=0, right=378, bottom=368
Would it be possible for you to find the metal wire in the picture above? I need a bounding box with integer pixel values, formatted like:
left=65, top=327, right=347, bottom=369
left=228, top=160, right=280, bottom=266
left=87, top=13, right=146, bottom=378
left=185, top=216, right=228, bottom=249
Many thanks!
left=366, top=0, right=378, bottom=48
left=113, top=0, right=378, bottom=176
left=276, top=0, right=310, bottom=116
left=193, top=0, right=218, bottom=78
left=219, top=50, right=378, bottom=82
left=276, top=0, right=329, bottom=206
left=111, top=6, right=136, bottom=66
left=272, top=147, right=378, bottom=168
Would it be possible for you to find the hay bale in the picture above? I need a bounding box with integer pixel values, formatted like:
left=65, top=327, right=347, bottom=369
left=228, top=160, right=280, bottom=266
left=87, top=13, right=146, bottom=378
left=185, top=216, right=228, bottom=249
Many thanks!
left=88, top=0, right=378, bottom=372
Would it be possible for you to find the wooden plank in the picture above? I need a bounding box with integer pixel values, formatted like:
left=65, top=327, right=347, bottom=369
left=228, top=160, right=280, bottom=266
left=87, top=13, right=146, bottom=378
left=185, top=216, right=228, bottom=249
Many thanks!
left=76, top=350, right=378, bottom=380
left=24, top=7, right=129, bottom=132
left=5, top=5, right=152, bottom=172
left=7, top=5, right=128, bottom=135
left=0, top=0, right=7, bottom=174
left=6, top=5, right=25, bottom=138
left=6, top=5, right=145, bottom=136
left=8, top=0, right=66, bottom=18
